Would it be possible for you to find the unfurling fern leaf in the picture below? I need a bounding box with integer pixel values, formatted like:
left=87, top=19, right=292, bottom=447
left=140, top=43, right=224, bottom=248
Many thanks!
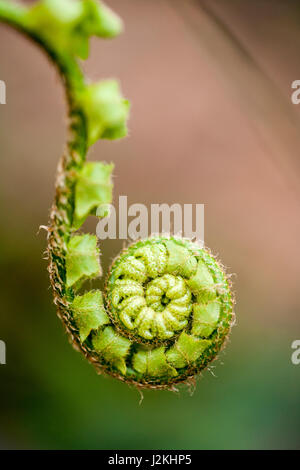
left=0, top=0, right=234, bottom=390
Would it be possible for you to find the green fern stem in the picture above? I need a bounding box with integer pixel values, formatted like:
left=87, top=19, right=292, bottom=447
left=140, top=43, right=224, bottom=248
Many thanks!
left=0, top=0, right=234, bottom=390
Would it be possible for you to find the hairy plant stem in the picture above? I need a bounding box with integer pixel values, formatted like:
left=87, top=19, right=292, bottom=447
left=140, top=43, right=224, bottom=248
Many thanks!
left=0, top=0, right=87, bottom=293
left=0, top=1, right=92, bottom=363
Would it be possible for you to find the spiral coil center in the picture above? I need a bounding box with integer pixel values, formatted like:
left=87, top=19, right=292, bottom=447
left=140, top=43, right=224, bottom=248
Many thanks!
left=75, top=236, right=233, bottom=386
left=111, top=273, right=193, bottom=341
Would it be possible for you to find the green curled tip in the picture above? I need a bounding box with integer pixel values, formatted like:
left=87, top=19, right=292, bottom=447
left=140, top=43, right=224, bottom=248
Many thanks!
left=68, top=236, right=234, bottom=388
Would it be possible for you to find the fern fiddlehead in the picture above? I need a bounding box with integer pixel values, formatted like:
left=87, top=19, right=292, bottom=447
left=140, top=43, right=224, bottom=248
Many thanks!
left=0, top=0, right=234, bottom=390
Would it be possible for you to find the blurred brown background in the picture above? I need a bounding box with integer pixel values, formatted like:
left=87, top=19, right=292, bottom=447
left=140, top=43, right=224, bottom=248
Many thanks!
left=0, top=0, right=300, bottom=449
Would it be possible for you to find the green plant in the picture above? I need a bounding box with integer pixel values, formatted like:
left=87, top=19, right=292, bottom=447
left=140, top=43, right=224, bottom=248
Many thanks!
left=0, top=0, right=234, bottom=390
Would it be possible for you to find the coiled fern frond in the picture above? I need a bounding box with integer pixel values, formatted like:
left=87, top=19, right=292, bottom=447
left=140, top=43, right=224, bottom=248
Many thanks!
left=0, top=0, right=234, bottom=390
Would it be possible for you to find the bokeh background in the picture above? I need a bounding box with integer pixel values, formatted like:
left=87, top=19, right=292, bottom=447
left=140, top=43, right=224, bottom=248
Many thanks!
left=1, top=0, right=300, bottom=450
